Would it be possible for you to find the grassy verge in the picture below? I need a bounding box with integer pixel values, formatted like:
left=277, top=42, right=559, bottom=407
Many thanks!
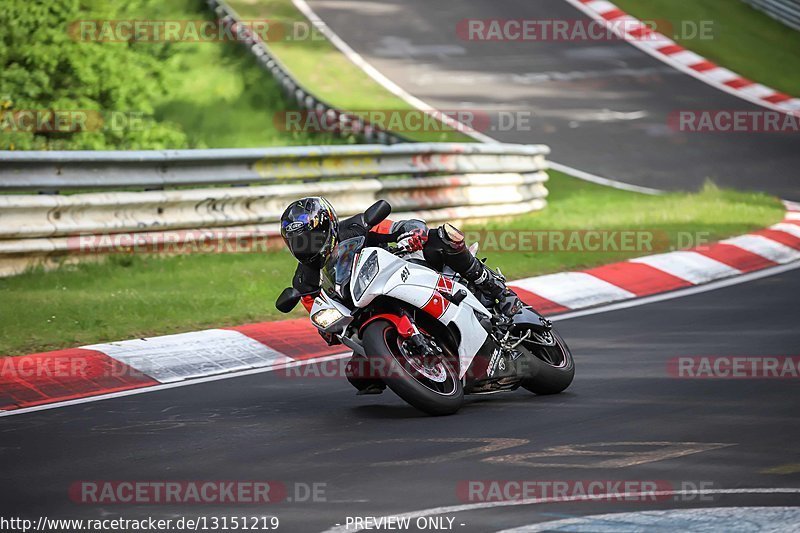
left=148, top=0, right=343, bottom=148
left=0, top=172, right=783, bottom=356
left=612, top=0, right=800, bottom=96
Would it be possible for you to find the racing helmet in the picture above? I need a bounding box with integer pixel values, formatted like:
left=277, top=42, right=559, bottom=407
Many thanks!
left=280, top=197, right=339, bottom=266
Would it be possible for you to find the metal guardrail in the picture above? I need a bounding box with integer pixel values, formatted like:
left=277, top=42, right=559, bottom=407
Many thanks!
left=742, top=0, right=800, bottom=31
left=0, top=143, right=550, bottom=276
left=0, top=143, right=548, bottom=191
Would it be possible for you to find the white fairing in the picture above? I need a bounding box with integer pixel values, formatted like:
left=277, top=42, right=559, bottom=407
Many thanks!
left=352, top=247, right=490, bottom=378
left=309, top=291, right=353, bottom=333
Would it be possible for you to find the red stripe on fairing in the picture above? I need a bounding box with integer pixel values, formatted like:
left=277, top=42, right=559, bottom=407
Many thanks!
left=436, top=275, right=454, bottom=295
left=0, top=348, right=157, bottom=410
left=228, top=319, right=343, bottom=361
left=693, top=243, right=778, bottom=273
left=510, top=286, right=569, bottom=315
left=421, top=290, right=450, bottom=319
left=583, top=262, right=691, bottom=297
left=753, top=229, right=800, bottom=250
left=300, top=295, right=315, bottom=313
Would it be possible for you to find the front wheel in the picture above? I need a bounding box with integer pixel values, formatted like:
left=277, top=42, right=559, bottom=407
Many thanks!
left=520, top=328, right=575, bottom=395
left=362, top=320, right=463, bottom=416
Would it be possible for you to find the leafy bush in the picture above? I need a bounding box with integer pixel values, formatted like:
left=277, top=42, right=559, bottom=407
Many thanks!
left=0, top=0, right=191, bottom=149
left=0, top=0, right=334, bottom=150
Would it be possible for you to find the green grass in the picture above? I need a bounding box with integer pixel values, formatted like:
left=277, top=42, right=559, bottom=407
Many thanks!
left=148, top=0, right=344, bottom=148
left=154, top=37, right=342, bottom=148
left=0, top=171, right=783, bottom=356
left=612, top=0, right=800, bottom=96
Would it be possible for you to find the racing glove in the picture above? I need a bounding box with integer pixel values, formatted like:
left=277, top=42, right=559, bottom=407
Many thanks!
left=396, top=228, right=428, bottom=252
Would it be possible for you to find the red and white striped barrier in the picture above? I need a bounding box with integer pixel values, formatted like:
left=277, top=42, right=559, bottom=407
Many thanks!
left=566, top=0, right=800, bottom=113
left=1, top=202, right=798, bottom=413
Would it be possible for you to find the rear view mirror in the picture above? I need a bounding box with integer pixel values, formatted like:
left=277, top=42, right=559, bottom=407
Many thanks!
left=276, top=287, right=302, bottom=313
left=364, top=200, right=391, bottom=228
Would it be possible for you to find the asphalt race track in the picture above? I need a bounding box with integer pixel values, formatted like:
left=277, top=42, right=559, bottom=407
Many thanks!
left=305, top=0, right=800, bottom=199
left=2, top=266, right=799, bottom=531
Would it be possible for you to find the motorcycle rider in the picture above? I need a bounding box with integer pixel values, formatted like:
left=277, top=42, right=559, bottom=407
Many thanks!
left=279, top=197, right=518, bottom=393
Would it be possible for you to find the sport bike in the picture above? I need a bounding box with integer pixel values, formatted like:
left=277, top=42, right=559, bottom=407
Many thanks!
left=276, top=201, right=574, bottom=415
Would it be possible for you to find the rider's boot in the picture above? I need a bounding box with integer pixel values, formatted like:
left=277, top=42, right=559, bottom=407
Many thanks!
left=425, top=223, right=521, bottom=318
left=463, top=260, right=521, bottom=318
left=345, top=355, right=386, bottom=395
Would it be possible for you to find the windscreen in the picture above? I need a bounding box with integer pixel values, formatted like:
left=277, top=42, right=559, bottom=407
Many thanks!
left=321, top=236, right=365, bottom=300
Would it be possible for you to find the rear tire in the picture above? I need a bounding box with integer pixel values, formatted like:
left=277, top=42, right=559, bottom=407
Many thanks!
left=520, top=328, right=575, bottom=395
left=362, top=320, right=463, bottom=416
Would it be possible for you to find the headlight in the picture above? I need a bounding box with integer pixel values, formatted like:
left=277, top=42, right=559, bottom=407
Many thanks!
left=352, top=251, right=380, bottom=301
left=311, top=307, right=344, bottom=329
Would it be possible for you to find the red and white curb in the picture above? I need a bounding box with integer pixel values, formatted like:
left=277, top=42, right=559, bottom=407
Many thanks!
left=565, top=0, right=800, bottom=113
left=1, top=201, right=799, bottom=413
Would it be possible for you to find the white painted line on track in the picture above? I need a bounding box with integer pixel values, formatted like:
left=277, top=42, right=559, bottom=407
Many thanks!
left=547, top=161, right=662, bottom=195
left=319, top=488, right=800, bottom=533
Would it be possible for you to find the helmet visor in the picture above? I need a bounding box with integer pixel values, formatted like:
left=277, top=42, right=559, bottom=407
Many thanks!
left=286, top=230, right=331, bottom=264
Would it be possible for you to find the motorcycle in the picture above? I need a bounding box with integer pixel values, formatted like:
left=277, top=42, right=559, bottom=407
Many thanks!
left=276, top=201, right=574, bottom=415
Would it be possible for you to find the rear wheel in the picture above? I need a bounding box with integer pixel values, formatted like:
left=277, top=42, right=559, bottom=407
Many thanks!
left=362, top=320, right=463, bottom=416
left=519, top=328, right=575, bottom=395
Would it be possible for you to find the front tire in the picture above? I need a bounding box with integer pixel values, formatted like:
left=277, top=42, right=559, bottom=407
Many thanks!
left=362, top=320, right=463, bottom=416
left=520, top=328, right=575, bottom=395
